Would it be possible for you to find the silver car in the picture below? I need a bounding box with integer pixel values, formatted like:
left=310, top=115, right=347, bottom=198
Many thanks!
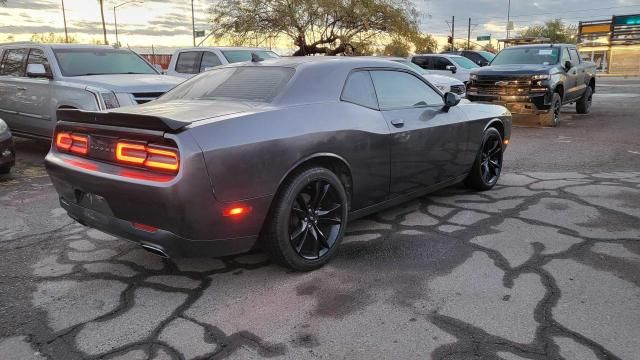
left=0, top=42, right=184, bottom=138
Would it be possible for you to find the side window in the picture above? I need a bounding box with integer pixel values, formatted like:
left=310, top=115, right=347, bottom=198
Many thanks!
left=370, top=70, right=444, bottom=109
left=432, top=57, right=452, bottom=70
left=561, top=48, right=571, bottom=65
left=200, top=52, right=222, bottom=72
left=341, top=71, right=378, bottom=109
left=175, top=51, right=202, bottom=74
left=27, top=48, right=52, bottom=74
left=569, top=48, right=580, bottom=64
left=0, top=48, right=28, bottom=76
left=411, top=57, right=429, bottom=69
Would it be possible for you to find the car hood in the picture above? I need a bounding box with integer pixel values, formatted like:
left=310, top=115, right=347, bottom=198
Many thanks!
left=62, top=74, right=184, bottom=93
left=423, top=73, right=464, bottom=86
left=114, top=99, right=261, bottom=123
left=472, top=64, right=554, bottom=76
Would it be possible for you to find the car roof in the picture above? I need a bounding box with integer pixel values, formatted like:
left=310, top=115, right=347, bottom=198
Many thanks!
left=413, top=54, right=464, bottom=58
left=221, top=56, right=408, bottom=70
left=175, top=46, right=275, bottom=52
left=503, top=44, right=574, bottom=49
left=0, top=42, right=116, bottom=50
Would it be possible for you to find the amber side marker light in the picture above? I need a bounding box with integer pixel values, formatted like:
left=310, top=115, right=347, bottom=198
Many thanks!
left=504, top=139, right=509, bottom=145
left=56, top=132, right=89, bottom=155
left=223, top=206, right=252, bottom=217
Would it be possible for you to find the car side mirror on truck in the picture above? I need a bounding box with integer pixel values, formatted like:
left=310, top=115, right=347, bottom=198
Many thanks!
left=443, top=92, right=460, bottom=112
left=26, top=64, right=52, bottom=79
left=446, top=65, right=457, bottom=74
left=564, top=60, right=572, bottom=71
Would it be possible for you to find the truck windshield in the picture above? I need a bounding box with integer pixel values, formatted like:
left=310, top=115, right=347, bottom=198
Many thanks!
left=491, top=47, right=560, bottom=65
left=53, top=48, right=157, bottom=76
left=161, top=66, right=294, bottom=103
left=477, top=51, right=496, bottom=62
left=450, top=56, right=480, bottom=69
left=221, top=50, right=279, bottom=63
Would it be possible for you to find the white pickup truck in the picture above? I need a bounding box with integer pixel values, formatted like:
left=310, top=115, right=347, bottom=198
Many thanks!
left=166, top=47, right=279, bottom=78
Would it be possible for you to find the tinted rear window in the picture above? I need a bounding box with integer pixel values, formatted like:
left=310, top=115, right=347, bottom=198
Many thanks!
left=162, top=66, right=294, bottom=103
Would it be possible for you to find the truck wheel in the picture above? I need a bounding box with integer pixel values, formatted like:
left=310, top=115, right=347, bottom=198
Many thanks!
left=263, top=166, right=348, bottom=271
left=540, top=92, right=562, bottom=127
left=576, top=86, right=593, bottom=114
left=0, top=165, right=10, bottom=174
left=465, top=127, right=503, bottom=191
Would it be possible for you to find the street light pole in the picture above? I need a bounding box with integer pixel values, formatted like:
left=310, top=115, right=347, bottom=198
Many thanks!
left=192, top=0, right=196, bottom=47
left=114, top=1, right=143, bottom=47
left=61, top=0, right=69, bottom=43
left=506, top=0, right=511, bottom=39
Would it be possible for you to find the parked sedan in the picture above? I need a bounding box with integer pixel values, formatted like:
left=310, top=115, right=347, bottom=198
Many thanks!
left=0, top=118, right=15, bottom=174
left=45, top=57, right=511, bottom=271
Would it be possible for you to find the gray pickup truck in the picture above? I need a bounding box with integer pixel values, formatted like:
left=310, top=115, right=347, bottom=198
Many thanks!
left=467, top=44, right=596, bottom=126
left=0, top=43, right=184, bottom=138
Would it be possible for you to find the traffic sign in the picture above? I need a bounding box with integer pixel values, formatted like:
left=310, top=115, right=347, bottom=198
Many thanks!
left=477, top=35, right=491, bottom=41
left=195, top=30, right=205, bottom=38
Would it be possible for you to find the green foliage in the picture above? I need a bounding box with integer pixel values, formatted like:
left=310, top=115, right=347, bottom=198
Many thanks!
left=31, top=32, right=78, bottom=43
left=518, top=19, right=577, bottom=44
left=209, top=0, right=420, bottom=56
left=383, top=37, right=411, bottom=57
left=411, top=33, right=438, bottom=54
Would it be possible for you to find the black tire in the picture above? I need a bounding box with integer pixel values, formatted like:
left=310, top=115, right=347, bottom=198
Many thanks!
left=465, top=127, right=504, bottom=191
left=263, top=166, right=348, bottom=271
left=0, top=164, right=10, bottom=174
left=576, top=86, right=593, bottom=114
left=540, top=92, right=562, bottom=127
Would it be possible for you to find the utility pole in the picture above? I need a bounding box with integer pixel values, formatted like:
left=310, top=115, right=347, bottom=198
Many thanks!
left=451, top=16, right=455, bottom=52
left=506, top=0, right=511, bottom=39
left=61, top=0, right=69, bottom=43
left=99, top=0, right=108, bottom=45
left=467, top=17, right=471, bottom=50
left=114, top=1, right=143, bottom=47
left=192, top=0, right=196, bottom=47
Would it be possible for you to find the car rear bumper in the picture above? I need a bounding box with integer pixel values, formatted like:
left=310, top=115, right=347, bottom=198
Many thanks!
left=0, top=134, right=15, bottom=169
left=467, top=93, right=550, bottom=114
left=60, top=196, right=258, bottom=257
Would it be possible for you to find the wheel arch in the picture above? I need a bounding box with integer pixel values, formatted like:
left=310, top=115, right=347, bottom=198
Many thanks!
left=483, top=118, right=505, bottom=140
left=589, top=77, right=596, bottom=92
left=275, top=153, right=354, bottom=208
left=554, top=83, right=565, bottom=100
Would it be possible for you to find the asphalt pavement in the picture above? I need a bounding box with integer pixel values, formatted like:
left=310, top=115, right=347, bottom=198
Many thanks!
left=0, top=77, right=639, bottom=360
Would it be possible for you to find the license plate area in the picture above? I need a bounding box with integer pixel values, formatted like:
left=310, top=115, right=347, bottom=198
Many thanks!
left=88, top=134, right=118, bottom=162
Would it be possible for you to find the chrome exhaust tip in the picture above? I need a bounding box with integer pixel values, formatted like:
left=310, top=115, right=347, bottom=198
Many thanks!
left=141, top=244, right=169, bottom=258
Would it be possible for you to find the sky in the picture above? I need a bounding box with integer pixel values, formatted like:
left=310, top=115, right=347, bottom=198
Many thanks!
left=1, top=0, right=640, bottom=52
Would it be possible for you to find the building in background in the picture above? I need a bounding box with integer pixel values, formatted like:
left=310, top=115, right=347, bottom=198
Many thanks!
left=578, top=14, right=640, bottom=75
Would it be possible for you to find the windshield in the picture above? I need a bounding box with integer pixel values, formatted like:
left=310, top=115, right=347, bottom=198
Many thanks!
left=491, top=47, right=560, bottom=65
left=450, top=56, right=479, bottom=69
left=393, top=60, right=427, bottom=74
left=477, top=51, right=496, bottom=62
left=53, top=48, right=157, bottom=76
left=161, top=66, right=294, bottom=103
left=221, top=50, right=279, bottom=63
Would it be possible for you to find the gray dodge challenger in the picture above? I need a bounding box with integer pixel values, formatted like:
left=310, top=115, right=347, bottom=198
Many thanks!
left=45, top=57, right=511, bottom=271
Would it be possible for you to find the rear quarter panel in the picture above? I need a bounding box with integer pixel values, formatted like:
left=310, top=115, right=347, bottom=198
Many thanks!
left=189, top=101, right=391, bottom=211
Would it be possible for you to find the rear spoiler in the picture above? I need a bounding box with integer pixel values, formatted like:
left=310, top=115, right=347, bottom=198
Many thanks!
left=56, top=109, right=191, bottom=132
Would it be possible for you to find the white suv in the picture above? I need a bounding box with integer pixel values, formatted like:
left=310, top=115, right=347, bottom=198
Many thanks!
left=0, top=42, right=184, bottom=138
left=167, top=47, right=279, bottom=78
left=409, top=54, right=480, bottom=84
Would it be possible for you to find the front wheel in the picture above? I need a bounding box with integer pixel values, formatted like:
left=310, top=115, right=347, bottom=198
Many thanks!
left=540, top=92, right=562, bottom=127
left=465, top=127, right=504, bottom=191
left=263, top=166, right=348, bottom=271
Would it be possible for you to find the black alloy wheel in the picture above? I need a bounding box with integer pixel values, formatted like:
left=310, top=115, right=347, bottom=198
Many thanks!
left=541, top=92, right=562, bottom=127
left=465, top=127, right=504, bottom=191
left=264, top=166, right=348, bottom=271
left=289, top=180, right=343, bottom=260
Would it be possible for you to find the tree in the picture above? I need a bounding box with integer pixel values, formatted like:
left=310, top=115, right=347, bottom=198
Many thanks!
left=383, top=37, right=411, bottom=57
left=209, top=0, right=419, bottom=56
left=31, top=32, right=78, bottom=43
left=411, top=33, right=438, bottom=54
left=518, top=19, right=577, bottom=44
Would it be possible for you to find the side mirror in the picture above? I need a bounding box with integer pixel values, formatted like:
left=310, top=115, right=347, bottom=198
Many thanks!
left=443, top=92, right=460, bottom=112
left=446, top=65, right=457, bottom=73
left=26, top=63, right=51, bottom=79
left=564, top=60, right=572, bottom=71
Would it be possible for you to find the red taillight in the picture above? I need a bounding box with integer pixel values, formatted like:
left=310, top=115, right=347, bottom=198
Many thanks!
left=132, top=222, right=158, bottom=233
left=56, top=132, right=88, bottom=155
left=223, top=206, right=252, bottom=217
left=116, top=141, right=179, bottom=173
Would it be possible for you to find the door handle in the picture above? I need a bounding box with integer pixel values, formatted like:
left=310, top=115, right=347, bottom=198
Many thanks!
left=390, top=119, right=405, bottom=128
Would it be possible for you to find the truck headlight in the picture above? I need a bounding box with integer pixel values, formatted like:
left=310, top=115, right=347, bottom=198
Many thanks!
left=0, top=119, right=7, bottom=134
left=100, top=92, right=120, bottom=109
left=531, top=74, right=550, bottom=80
